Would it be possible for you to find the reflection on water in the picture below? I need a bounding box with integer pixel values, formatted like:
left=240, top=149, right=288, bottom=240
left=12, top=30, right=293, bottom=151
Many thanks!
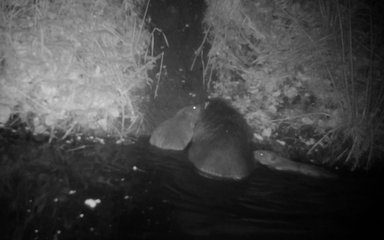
left=129, top=146, right=383, bottom=239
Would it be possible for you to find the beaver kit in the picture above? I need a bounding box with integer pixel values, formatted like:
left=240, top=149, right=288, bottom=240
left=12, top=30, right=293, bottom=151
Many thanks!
left=187, top=98, right=255, bottom=180
left=149, top=105, right=202, bottom=151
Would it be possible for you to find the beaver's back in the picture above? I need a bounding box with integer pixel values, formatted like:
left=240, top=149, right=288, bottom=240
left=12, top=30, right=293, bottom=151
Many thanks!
left=188, top=98, right=254, bottom=180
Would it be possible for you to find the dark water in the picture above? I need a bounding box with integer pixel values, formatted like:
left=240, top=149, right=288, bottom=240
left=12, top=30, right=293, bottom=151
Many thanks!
left=112, top=143, right=384, bottom=239
left=0, top=134, right=383, bottom=240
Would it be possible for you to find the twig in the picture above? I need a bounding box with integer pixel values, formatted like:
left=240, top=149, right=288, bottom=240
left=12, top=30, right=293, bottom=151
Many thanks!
left=270, top=112, right=331, bottom=122
left=154, top=52, right=164, bottom=99
left=190, top=26, right=211, bottom=71
left=61, top=122, right=77, bottom=140
left=307, top=129, right=335, bottom=155
left=67, top=145, right=86, bottom=152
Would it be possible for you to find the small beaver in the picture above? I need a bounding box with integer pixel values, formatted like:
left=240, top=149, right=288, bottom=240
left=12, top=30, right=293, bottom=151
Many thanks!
left=187, top=98, right=255, bottom=180
left=150, top=105, right=202, bottom=151
left=253, top=150, right=337, bottom=179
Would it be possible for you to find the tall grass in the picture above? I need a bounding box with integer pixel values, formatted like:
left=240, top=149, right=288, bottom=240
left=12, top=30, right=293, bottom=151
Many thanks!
left=329, top=0, right=384, bottom=170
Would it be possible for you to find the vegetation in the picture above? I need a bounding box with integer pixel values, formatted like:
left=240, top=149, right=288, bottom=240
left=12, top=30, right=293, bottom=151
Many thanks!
left=201, top=0, right=384, bottom=170
left=0, top=0, right=156, bottom=139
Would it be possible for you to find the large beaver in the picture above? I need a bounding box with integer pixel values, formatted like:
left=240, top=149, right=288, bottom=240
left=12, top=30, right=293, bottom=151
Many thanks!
left=150, top=105, right=202, bottom=151
left=187, top=98, right=255, bottom=180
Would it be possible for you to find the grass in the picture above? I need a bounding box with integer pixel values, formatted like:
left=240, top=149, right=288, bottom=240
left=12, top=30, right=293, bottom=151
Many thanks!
left=326, top=0, right=384, bottom=170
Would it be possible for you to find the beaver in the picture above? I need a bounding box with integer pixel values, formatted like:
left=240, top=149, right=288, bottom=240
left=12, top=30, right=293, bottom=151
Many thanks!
left=187, top=98, right=255, bottom=180
left=253, top=150, right=337, bottom=179
left=149, top=105, right=202, bottom=151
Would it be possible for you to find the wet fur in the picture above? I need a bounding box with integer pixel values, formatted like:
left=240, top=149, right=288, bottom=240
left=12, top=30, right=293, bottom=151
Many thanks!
left=254, top=150, right=337, bottom=179
left=150, top=105, right=202, bottom=151
left=187, top=98, right=254, bottom=180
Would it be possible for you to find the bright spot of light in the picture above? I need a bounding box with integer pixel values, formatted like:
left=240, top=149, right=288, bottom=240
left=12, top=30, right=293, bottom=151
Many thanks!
left=84, top=198, right=101, bottom=209
left=132, top=166, right=145, bottom=172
